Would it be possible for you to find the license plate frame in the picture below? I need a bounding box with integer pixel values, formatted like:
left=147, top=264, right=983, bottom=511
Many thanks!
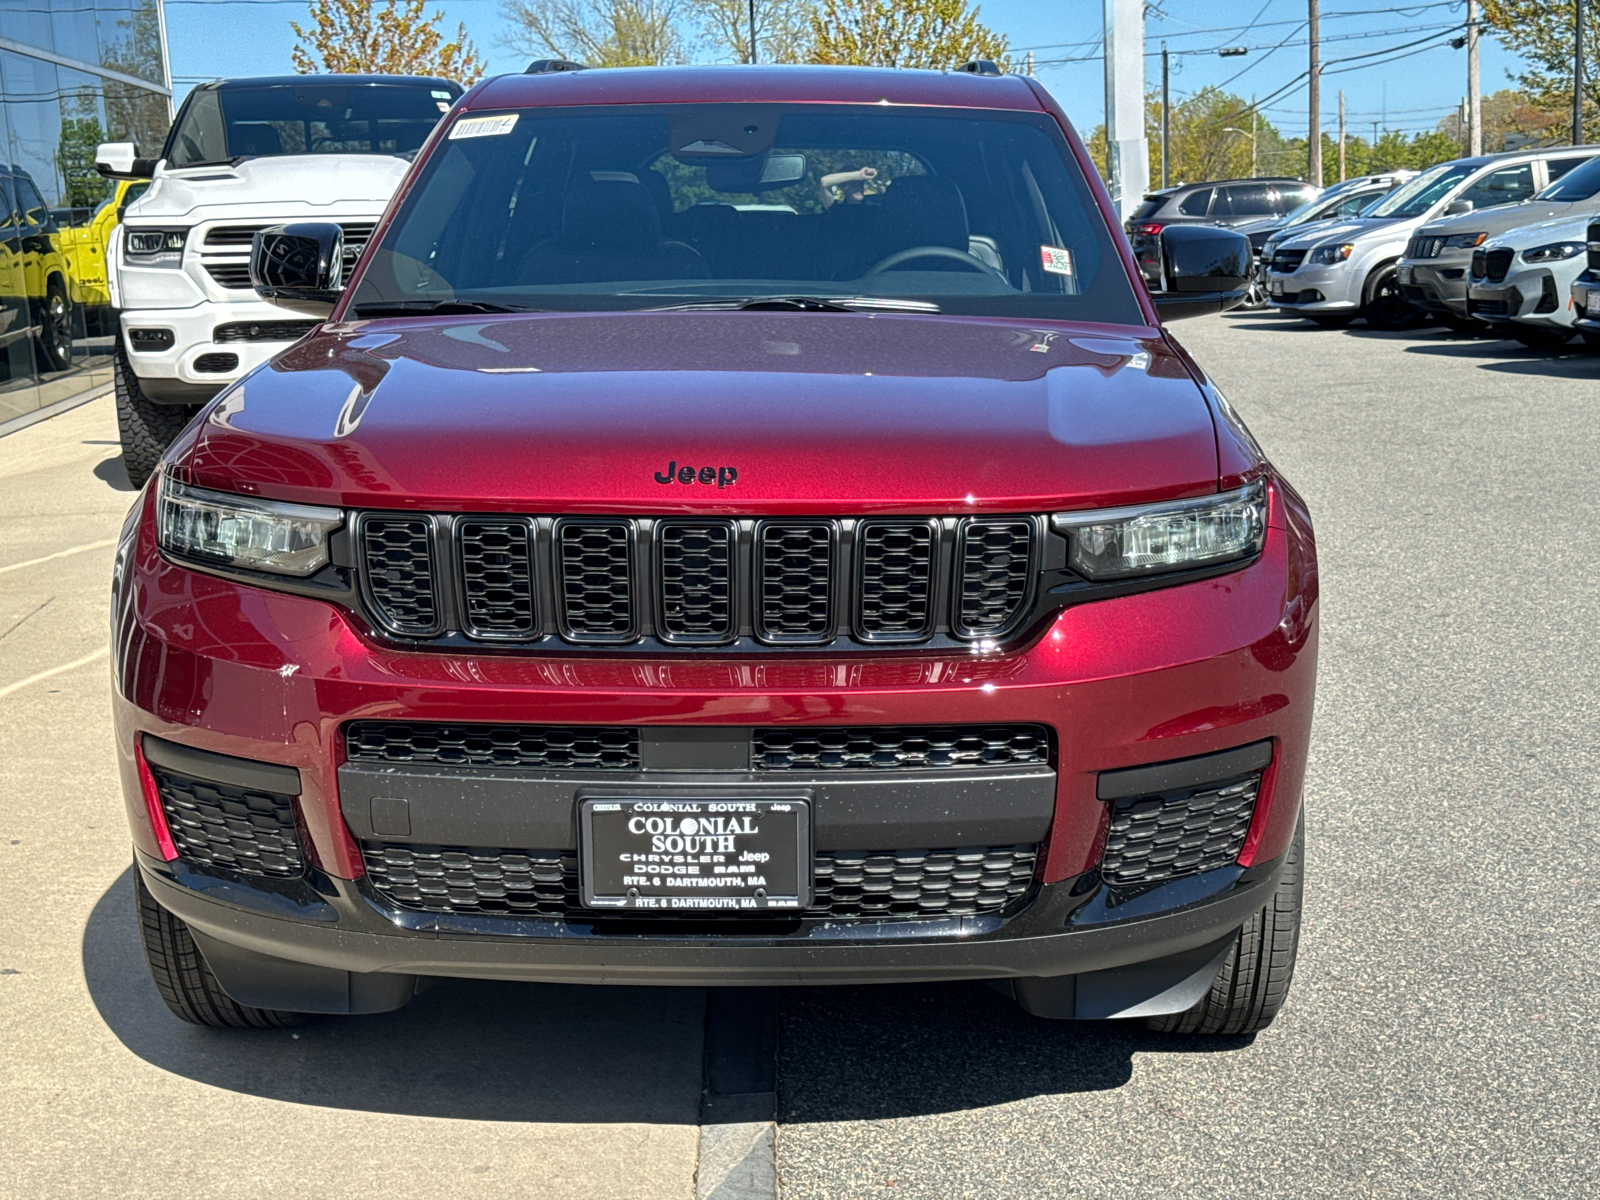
left=1268, top=278, right=1284, bottom=296
left=579, top=796, right=811, bottom=913
left=1397, top=265, right=1412, bottom=284
left=1587, top=290, right=1600, bottom=316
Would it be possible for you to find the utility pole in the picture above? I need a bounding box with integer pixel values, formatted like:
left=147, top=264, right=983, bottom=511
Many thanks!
left=1026, top=50, right=1034, bottom=76
left=1467, top=0, right=1482, bottom=154
left=1576, top=0, right=1586, bottom=145
left=1251, top=102, right=1258, bottom=175
left=1308, top=0, right=1322, bottom=185
left=1338, top=90, right=1346, bottom=181
left=748, top=0, right=757, bottom=64
left=1103, top=0, right=1150, bottom=221
left=1161, top=43, right=1170, bottom=188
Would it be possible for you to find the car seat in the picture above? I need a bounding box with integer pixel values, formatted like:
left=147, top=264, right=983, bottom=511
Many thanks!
left=520, top=175, right=710, bottom=284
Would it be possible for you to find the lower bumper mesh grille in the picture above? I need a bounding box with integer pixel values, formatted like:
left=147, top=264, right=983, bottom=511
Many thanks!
left=361, top=842, right=1038, bottom=919
left=752, top=724, right=1049, bottom=771
left=152, top=767, right=303, bottom=878
left=1100, top=773, right=1261, bottom=888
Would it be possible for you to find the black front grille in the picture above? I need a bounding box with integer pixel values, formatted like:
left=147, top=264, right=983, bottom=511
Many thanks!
left=203, top=262, right=253, bottom=289
left=361, top=517, right=441, bottom=635
left=955, top=519, right=1035, bottom=637
left=757, top=521, right=834, bottom=642
left=556, top=520, right=635, bottom=641
left=856, top=520, right=935, bottom=641
left=1405, top=234, right=1446, bottom=259
left=346, top=721, right=641, bottom=770
left=152, top=767, right=303, bottom=878
left=753, top=724, right=1050, bottom=771
left=457, top=520, right=536, bottom=638
left=657, top=520, right=734, bottom=643
left=1588, top=221, right=1600, bottom=270
left=1536, top=273, right=1560, bottom=313
left=1470, top=249, right=1487, bottom=279
left=192, top=352, right=238, bottom=373
left=1485, top=247, right=1515, bottom=282
left=204, top=225, right=265, bottom=247
left=361, top=841, right=1037, bottom=920
left=1468, top=298, right=1510, bottom=317
left=213, top=320, right=319, bottom=343
left=1100, top=773, right=1261, bottom=888
left=1269, top=248, right=1306, bottom=273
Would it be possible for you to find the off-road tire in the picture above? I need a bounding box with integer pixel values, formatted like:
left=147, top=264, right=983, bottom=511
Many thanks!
left=1361, top=264, right=1423, bottom=331
left=116, top=346, right=194, bottom=489
left=1145, top=810, right=1304, bottom=1035
left=35, top=276, right=73, bottom=371
left=1508, top=325, right=1576, bottom=351
left=135, top=871, right=304, bottom=1028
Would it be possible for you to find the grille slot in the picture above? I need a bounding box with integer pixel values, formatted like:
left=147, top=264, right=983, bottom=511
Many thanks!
left=213, top=320, right=319, bottom=343
left=556, top=520, right=636, bottom=642
left=656, top=520, right=735, bottom=643
left=1100, top=772, right=1261, bottom=888
left=192, top=352, right=238, bottom=373
left=1269, top=248, right=1306, bottom=273
left=152, top=767, right=303, bottom=878
left=346, top=721, right=640, bottom=770
left=1405, top=234, right=1446, bottom=259
left=753, top=724, right=1049, bottom=771
left=756, top=521, right=835, bottom=643
left=457, top=520, right=536, bottom=639
left=1484, top=247, right=1515, bottom=282
left=1470, top=249, right=1487, bottom=279
left=361, top=517, right=441, bottom=636
left=955, top=518, right=1035, bottom=637
left=204, top=225, right=267, bottom=247
left=203, top=262, right=253, bottom=289
left=361, top=841, right=1036, bottom=919
left=1588, top=221, right=1600, bottom=270
left=856, top=520, right=936, bottom=641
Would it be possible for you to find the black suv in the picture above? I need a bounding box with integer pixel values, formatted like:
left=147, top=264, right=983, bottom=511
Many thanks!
left=1127, top=177, right=1318, bottom=283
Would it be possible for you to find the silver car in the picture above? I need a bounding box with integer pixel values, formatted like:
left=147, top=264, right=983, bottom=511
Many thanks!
left=1465, top=211, right=1597, bottom=348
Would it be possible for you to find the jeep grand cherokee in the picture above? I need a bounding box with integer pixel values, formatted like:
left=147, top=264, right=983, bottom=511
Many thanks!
left=113, top=65, right=1317, bottom=1035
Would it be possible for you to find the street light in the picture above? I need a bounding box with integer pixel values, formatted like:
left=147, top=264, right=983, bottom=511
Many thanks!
left=1224, top=126, right=1258, bottom=176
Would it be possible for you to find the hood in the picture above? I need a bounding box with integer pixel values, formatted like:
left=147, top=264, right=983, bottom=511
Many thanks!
left=183, top=313, right=1222, bottom=515
left=1234, top=217, right=1284, bottom=236
left=1484, top=209, right=1596, bottom=250
left=1274, top=216, right=1395, bottom=251
left=129, top=154, right=409, bottom=223
left=1417, top=198, right=1576, bottom=240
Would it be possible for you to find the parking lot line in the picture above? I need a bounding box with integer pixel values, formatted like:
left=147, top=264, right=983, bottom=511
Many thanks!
left=0, top=537, right=117, bottom=576
left=0, top=645, right=108, bottom=701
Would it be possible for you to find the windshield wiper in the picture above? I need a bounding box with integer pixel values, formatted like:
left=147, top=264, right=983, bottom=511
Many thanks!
left=641, top=295, right=942, bottom=314
left=352, top=299, right=536, bottom=318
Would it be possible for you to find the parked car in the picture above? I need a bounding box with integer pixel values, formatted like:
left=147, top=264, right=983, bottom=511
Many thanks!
left=1398, top=147, right=1600, bottom=321
left=115, top=65, right=1316, bottom=1036
left=1126, top=177, right=1319, bottom=285
left=1569, top=218, right=1600, bottom=337
left=96, top=73, right=464, bottom=486
left=1464, top=212, right=1597, bottom=348
left=56, top=179, right=149, bottom=335
left=1265, top=147, right=1596, bottom=330
left=0, top=165, right=76, bottom=373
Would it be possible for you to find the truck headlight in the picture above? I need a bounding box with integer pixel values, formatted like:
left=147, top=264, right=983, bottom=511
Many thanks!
left=124, top=227, right=188, bottom=267
left=1053, top=480, right=1267, bottom=580
left=1308, top=243, right=1353, bottom=265
left=1522, top=241, right=1585, bottom=263
left=157, top=475, right=343, bottom=576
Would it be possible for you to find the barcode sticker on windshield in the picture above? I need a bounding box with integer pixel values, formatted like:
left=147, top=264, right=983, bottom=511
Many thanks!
left=450, top=114, right=519, bottom=140
left=1040, top=246, right=1074, bottom=276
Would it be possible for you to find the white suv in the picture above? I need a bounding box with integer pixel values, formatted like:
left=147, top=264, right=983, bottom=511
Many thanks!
left=97, top=74, right=462, bottom=485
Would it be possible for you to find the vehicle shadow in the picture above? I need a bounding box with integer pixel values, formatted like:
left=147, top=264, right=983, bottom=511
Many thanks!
left=92, top=451, right=137, bottom=492
left=1402, top=342, right=1597, bottom=374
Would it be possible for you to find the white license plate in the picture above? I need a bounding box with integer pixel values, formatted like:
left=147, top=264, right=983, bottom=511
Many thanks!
left=1397, top=266, right=1412, bottom=284
left=1269, top=279, right=1284, bottom=296
left=1587, top=291, right=1600, bottom=316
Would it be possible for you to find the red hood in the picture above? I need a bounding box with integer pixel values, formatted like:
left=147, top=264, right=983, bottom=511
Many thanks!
left=182, top=312, right=1219, bottom=514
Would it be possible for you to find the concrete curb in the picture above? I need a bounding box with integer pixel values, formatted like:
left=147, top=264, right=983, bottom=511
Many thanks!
left=0, top=382, right=113, bottom=440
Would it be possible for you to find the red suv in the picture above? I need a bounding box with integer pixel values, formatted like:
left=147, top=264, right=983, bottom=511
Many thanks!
left=113, top=66, right=1316, bottom=1035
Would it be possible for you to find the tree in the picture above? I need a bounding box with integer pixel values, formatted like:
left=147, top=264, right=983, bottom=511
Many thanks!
left=689, top=0, right=815, bottom=63
left=1481, top=0, right=1600, bottom=140
left=808, top=0, right=1007, bottom=70
left=1435, top=87, right=1565, bottom=151
left=1088, top=88, right=1288, bottom=186
left=502, top=0, right=687, bottom=67
left=292, top=0, right=486, bottom=83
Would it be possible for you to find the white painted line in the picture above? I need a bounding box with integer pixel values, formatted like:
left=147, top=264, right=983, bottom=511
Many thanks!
left=0, top=645, right=109, bottom=700
left=0, top=538, right=118, bottom=576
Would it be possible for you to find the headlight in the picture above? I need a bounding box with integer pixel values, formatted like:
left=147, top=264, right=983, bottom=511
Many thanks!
left=1445, top=232, right=1487, bottom=249
left=1053, top=480, right=1267, bottom=581
left=1522, top=241, right=1586, bottom=263
left=156, top=475, right=342, bottom=576
left=1308, top=242, right=1353, bottom=265
left=124, top=227, right=188, bottom=267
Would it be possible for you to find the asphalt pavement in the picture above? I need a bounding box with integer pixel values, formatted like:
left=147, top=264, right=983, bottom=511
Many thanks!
left=2, top=312, right=1596, bottom=1199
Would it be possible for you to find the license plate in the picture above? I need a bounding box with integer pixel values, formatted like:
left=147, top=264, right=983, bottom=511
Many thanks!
left=1588, top=291, right=1600, bottom=316
left=1269, top=279, right=1284, bottom=296
left=1397, top=265, right=1412, bottom=284
left=579, top=797, right=810, bottom=912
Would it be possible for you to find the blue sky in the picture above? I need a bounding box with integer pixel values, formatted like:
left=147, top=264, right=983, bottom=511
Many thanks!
left=164, top=0, right=1526, bottom=142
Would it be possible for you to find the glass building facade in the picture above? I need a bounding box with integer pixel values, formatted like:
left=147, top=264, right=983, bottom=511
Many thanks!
left=0, top=0, right=170, bottom=427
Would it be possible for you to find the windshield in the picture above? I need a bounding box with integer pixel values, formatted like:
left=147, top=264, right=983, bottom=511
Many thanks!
left=1366, top=162, right=1474, bottom=219
left=1537, top=153, right=1600, bottom=200
left=166, top=82, right=458, bottom=167
left=346, top=103, right=1145, bottom=325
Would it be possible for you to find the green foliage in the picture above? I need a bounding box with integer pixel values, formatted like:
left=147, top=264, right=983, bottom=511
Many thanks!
left=292, top=0, right=486, bottom=82
left=57, top=116, right=111, bottom=210
left=808, top=0, right=1007, bottom=70
left=1482, top=0, right=1599, bottom=140
left=1087, top=88, right=1289, bottom=186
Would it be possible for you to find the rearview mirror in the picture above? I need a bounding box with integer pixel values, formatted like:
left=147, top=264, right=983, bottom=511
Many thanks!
left=251, top=222, right=344, bottom=316
left=704, top=153, right=808, bottom=193
left=1149, top=225, right=1252, bottom=321
left=95, top=141, right=156, bottom=180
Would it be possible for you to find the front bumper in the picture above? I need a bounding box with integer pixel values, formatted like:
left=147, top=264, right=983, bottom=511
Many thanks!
left=1264, top=262, right=1360, bottom=312
left=119, top=299, right=312, bottom=402
left=1397, top=256, right=1470, bottom=315
left=112, top=478, right=1317, bottom=995
left=1467, top=267, right=1575, bottom=331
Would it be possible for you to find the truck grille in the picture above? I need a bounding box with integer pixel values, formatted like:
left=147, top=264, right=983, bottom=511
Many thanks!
left=203, top=262, right=253, bottom=289
left=360, top=842, right=1037, bottom=919
left=352, top=513, right=1042, bottom=650
left=200, top=222, right=378, bottom=290
left=150, top=765, right=304, bottom=878
left=1099, top=772, right=1261, bottom=888
left=1405, top=234, right=1447, bottom=259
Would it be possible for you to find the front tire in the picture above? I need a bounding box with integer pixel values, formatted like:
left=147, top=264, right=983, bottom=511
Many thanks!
left=116, top=345, right=196, bottom=489
left=135, top=872, right=304, bottom=1028
left=1145, top=811, right=1304, bottom=1035
left=1361, top=265, right=1422, bottom=331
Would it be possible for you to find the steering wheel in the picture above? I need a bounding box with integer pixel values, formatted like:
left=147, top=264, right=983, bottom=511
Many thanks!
left=863, top=244, right=1008, bottom=280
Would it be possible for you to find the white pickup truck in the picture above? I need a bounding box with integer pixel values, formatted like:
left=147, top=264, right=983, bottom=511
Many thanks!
left=97, top=74, right=462, bottom=486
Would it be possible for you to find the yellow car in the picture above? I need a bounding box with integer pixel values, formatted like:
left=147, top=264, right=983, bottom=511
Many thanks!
left=56, top=178, right=149, bottom=324
left=0, top=167, right=78, bottom=372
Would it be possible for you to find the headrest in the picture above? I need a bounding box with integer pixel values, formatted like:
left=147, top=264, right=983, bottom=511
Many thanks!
left=561, top=175, right=661, bottom=250
left=230, top=123, right=284, bottom=157
left=880, top=176, right=969, bottom=251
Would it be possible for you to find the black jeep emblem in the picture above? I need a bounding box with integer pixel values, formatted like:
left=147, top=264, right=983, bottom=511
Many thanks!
left=654, top=460, right=738, bottom=488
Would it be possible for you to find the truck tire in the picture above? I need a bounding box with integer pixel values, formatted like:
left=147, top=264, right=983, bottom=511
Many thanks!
left=116, top=346, right=194, bottom=489
left=135, top=872, right=304, bottom=1029
left=35, top=276, right=73, bottom=371
left=1145, top=810, right=1304, bottom=1035
left=1361, top=264, right=1422, bottom=331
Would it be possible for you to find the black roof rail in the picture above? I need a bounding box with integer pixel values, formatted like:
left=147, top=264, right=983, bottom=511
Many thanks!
left=526, top=59, right=588, bottom=74
left=957, top=60, right=1003, bottom=75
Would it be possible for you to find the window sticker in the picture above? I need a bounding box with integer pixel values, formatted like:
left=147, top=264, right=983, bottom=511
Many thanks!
left=449, top=113, right=519, bottom=140
left=1040, top=245, right=1074, bottom=276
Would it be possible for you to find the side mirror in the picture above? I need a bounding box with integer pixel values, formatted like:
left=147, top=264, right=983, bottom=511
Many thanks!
left=1149, top=224, right=1252, bottom=321
left=95, top=142, right=156, bottom=180
left=1444, top=199, right=1474, bottom=216
left=251, top=222, right=344, bottom=316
